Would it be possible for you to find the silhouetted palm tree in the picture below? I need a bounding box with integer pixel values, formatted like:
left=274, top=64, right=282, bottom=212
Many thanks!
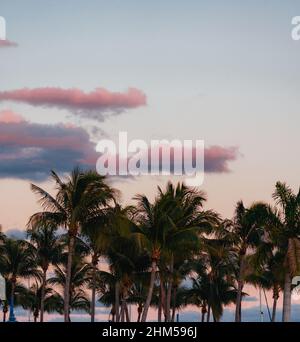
left=0, top=238, right=41, bottom=321
left=217, top=201, right=269, bottom=321
left=28, top=168, right=116, bottom=321
left=271, top=182, right=300, bottom=322
left=27, top=224, right=63, bottom=321
left=48, top=254, right=91, bottom=322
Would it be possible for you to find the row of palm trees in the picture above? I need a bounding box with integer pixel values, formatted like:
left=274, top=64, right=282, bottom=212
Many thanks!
left=0, top=168, right=299, bottom=322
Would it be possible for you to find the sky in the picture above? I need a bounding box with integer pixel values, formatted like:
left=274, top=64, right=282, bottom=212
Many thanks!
left=0, top=0, right=300, bottom=320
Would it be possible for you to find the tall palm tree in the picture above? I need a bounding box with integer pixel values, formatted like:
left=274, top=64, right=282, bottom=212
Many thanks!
left=217, top=201, right=269, bottom=322
left=134, top=182, right=217, bottom=322
left=157, top=182, right=218, bottom=322
left=28, top=168, right=116, bottom=321
left=81, top=205, right=122, bottom=322
left=271, top=182, right=300, bottom=322
left=0, top=238, right=41, bottom=321
left=104, top=205, right=150, bottom=322
left=27, top=224, right=62, bottom=322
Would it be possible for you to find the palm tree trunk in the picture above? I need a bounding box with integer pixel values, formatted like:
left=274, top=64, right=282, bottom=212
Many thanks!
left=165, top=255, right=174, bottom=322
left=64, top=234, right=75, bottom=322
left=91, top=257, right=97, bottom=323
left=115, top=281, right=120, bottom=322
left=40, top=269, right=47, bottom=322
left=282, top=272, right=292, bottom=322
left=160, top=279, right=167, bottom=320
left=271, top=284, right=279, bottom=322
left=206, top=304, right=211, bottom=322
left=137, top=304, right=143, bottom=322
left=141, top=260, right=157, bottom=322
left=158, top=297, right=162, bottom=322
left=272, top=297, right=278, bottom=322
left=166, top=285, right=172, bottom=322
left=8, top=280, right=16, bottom=322
left=201, top=304, right=207, bottom=322
left=171, top=287, right=177, bottom=322
left=125, top=303, right=130, bottom=322
left=235, top=254, right=245, bottom=322
left=120, top=300, right=125, bottom=322
left=111, top=305, right=116, bottom=322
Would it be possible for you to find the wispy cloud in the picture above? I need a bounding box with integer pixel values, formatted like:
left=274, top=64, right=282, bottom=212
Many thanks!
left=0, top=87, right=147, bottom=121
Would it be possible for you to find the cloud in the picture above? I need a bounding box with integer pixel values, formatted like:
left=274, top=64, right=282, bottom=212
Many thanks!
left=0, top=111, right=239, bottom=181
left=107, top=144, right=239, bottom=175
left=0, top=109, right=24, bottom=123
left=4, top=228, right=27, bottom=240
left=0, top=110, right=98, bottom=180
left=0, top=39, right=18, bottom=48
left=204, top=146, right=239, bottom=173
left=0, top=87, right=147, bottom=121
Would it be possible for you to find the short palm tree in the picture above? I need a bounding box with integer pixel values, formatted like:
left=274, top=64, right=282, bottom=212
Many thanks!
left=27, top=224, right=62, bottom=321
left=48, top=254, right=91, bottom=321
left=0, top=238, right=41, bottom=321
left=19, top=281, right=60, bottom=322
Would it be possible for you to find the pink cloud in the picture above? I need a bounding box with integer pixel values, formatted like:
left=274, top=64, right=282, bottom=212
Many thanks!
left=0, top=87, right=147, bottom=120
left=100, top=144, right=239, bottom=175
left=204, top=146, right=239, bottom=172
left=0, top=112, right=98, bottom=180
left=0, top=39, right=18, bottom=48
left=0, top=110, right=24, bottom=123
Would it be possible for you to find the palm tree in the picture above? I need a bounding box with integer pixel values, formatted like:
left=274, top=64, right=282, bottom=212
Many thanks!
left=104, top=205, right=150, bottom=322
left=0, top=238, right=41, bottom=321
left=246, top=237, right=285, bottom=322
left=81, top=205, right=120, bottom=322
left=28, top=168, right=116, bottom=321
left=134, top=182, right=217, bottom=322
left=217, top=201, right=269, bottom=322
left=96, top=270, right=118, bottom=321
left=187, top=239, right=237, bottom=322
left=48, top=254, right=92, bottom=322
left=19, top=281, right=60, bottom=322
left=271, top=182, right=300, bottom=322
left=27, top=224, right=62, bottom=322
left=2, top=281, right=28, bottom=322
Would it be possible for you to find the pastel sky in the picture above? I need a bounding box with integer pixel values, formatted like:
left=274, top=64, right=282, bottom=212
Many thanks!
left=0, top=0, right=300, bottom=230
left=1, top=0, right=300, bottom=322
